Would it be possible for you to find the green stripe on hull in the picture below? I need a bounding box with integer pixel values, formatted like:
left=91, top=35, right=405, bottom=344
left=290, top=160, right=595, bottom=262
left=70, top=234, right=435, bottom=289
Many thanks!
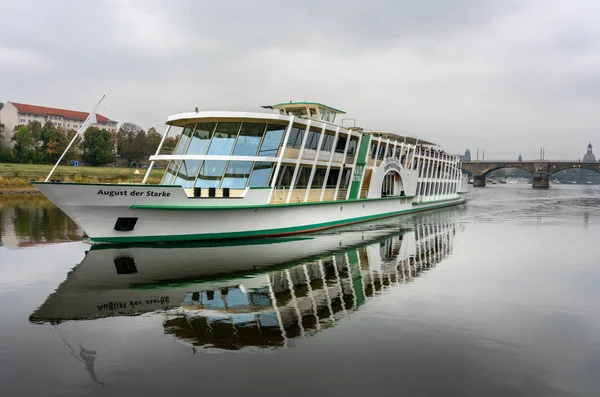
left=92, top=198, right=463, bottom=244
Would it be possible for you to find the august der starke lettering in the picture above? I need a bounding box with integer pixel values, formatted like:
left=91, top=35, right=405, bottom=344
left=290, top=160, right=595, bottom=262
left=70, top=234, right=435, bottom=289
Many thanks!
left=97, top=189, right=171, bottom=197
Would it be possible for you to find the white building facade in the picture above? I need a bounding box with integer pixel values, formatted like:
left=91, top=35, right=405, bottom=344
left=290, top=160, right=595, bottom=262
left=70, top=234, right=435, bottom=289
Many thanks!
left=0, top=101, right=118, bottom=147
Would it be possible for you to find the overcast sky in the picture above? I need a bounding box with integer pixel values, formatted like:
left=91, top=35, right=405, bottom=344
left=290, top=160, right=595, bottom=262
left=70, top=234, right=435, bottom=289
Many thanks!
left=1, top=0, right=599, bottom=160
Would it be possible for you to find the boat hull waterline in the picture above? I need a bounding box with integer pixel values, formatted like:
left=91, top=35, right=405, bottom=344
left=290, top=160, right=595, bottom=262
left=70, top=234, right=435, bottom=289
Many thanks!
left=33, top=182, right=463, bottom=243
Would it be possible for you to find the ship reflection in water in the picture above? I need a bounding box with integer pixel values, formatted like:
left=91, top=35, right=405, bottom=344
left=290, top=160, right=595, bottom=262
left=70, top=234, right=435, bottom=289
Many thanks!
left=31, top=221, right=457, bottom=351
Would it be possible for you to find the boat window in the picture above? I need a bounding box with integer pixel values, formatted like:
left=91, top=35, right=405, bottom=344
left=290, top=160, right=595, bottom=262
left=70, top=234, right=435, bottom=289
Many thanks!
left=195, top=160, right=227, bottom=188
left=321, top=133, right=334, bottom=152
left=186, top=122, right=216, bottom=155
left=309, top=107, right=319, bottom=119
left=378, top=144, right=386, bottom=160
left=335, top=136, right=346, bottom=153
left=294, top=166, right=312, bottom=188
left=221, top=161, right=253, bottom=189
left=311, top=167, right=327, bottom=189
left=275, top=165, right=295, bottom=187
left=320, top=108, right=335, bottom=122
left=286, top=126, right=305, bottom=149
left=326, top=169, right=340, bottom=188
left=258, top=124, right=285, bottom=157
left=340, top=169, right=351, bottom=188
left=304, top=129, right=321, bottom=150
left=371, top=142, right=378, bottom=159
left=174, top=160, right=202, bottom=188
left=162, top=160, right=181, bottom=185
left=173, top=124, right=195, bottom=155
left=347, top=136, right=358, bottom=156
left=287, top=107, right=308, bottom=118
left=248, top=162, right=274, bottom=187
left=206, top=122, right=241, bottom=155
left=232, top=123, right=266, bottom=156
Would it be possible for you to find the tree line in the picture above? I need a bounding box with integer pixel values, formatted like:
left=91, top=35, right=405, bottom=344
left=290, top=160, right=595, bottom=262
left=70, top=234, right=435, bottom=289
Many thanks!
left=0, top=121, right=177, bottom=166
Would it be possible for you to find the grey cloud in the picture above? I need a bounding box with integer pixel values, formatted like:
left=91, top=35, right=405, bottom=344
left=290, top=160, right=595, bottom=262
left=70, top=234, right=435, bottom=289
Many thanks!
left=1, top=0, right=599, bottom=159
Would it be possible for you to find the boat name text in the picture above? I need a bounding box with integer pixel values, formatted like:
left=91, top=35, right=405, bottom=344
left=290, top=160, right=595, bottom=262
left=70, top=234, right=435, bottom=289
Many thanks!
left=97, top=297, right=171, bottom=312
left=382, top=157, right=403, bottom=173
left=97, top=189, right=171, bottom=197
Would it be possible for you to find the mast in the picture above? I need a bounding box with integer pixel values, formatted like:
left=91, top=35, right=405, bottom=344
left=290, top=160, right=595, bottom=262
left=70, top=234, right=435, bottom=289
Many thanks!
left=45, top=95, right=105, bottom=182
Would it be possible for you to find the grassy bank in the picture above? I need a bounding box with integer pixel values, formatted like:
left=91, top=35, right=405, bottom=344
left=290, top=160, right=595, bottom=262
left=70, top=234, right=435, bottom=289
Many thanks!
left=0, top=163, right=165, bottom=192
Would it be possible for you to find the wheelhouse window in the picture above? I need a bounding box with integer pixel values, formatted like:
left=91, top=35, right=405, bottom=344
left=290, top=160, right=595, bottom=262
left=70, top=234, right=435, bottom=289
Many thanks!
left=232, top=123, right=266, bottom=156
left=221, top=161, right=253, bottom=189
left=258, top=124, right=285, bottom=156
left=174, top=160, right=202, bottom=188
left=174, top=124, right=195, bottom=155
left=207, top=122, right=241, bottom=155
left=286, top=107, right=308, bottom=118
left=195, top=160, right=227, bottom=188
left=248, top=162, right=274, bottom=187
left=186, top=122, right=216, bottom=155
left=286, top=126, right=305, bottom=148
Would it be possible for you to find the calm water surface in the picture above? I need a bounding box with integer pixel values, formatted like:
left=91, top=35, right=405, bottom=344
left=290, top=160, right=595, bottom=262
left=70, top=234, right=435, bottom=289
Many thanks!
left=1, top=185, right=599, bottom=397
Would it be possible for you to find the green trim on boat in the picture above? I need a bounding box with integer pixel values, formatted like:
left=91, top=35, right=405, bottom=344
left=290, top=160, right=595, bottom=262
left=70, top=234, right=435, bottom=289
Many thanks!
left=348, top=135, right=371, bottom=199
left=130, top=194, right=417, bottom=211
left=248, top=186, right=273, bottom=190
left=93, top=198, right=463, bottom=243
left=413, top=197, right=463, bottom=206
left=89, top=236, right=313, bottom=251
left=271, top=102, right=346, bottom=114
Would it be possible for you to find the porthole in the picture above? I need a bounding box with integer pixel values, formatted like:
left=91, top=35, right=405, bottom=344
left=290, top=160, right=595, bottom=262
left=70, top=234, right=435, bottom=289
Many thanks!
left=114, top=217, right=138, bottom=232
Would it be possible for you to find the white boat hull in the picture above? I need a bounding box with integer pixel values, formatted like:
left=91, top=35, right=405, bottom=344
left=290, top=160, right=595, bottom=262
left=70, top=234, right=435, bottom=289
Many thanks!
left=33, top=182, right=464, bottom=243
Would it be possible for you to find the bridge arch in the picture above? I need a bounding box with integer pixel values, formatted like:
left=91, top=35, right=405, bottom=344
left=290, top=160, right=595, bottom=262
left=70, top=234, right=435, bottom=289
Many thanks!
left=547, top=162, right=600, bottom=176
left=461, top=162, right=534, bottom=178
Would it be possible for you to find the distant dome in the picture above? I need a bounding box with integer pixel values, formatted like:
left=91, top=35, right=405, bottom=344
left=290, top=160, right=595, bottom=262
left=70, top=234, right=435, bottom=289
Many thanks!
left=583, top=143, right=596, bottom=162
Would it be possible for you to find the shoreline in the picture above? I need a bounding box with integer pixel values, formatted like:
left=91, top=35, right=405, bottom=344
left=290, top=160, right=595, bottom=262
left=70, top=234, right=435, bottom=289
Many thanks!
left=0, top=189, right=41, bottom=195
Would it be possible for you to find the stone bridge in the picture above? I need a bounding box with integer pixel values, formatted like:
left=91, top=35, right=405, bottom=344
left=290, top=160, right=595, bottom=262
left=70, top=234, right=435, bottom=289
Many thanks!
left=461, top=161, right=600, bottom=188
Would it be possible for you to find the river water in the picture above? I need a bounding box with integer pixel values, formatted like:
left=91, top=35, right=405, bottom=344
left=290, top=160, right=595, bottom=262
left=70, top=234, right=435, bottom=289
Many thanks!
left=1, top=185, right=599, bottom=397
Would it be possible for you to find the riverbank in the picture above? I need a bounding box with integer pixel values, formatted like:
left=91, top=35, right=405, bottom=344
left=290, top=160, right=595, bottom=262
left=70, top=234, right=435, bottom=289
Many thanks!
left=0, top=163, right=164, bottom=193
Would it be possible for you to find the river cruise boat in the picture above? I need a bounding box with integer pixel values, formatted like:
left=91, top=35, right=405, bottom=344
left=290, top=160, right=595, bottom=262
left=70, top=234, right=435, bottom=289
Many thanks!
left=33, top=101, right=465, bottom=243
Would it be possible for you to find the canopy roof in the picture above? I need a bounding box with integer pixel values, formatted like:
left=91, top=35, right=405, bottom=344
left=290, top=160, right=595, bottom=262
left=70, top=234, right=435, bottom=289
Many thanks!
left=366, top=131, right=437, bottom=146
left=270, top=102, right=346, bottom=114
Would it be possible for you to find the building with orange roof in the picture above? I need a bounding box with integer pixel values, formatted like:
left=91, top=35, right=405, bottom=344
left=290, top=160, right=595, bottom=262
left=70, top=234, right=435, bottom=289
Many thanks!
left=0, top=101, right=118, bottom=147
